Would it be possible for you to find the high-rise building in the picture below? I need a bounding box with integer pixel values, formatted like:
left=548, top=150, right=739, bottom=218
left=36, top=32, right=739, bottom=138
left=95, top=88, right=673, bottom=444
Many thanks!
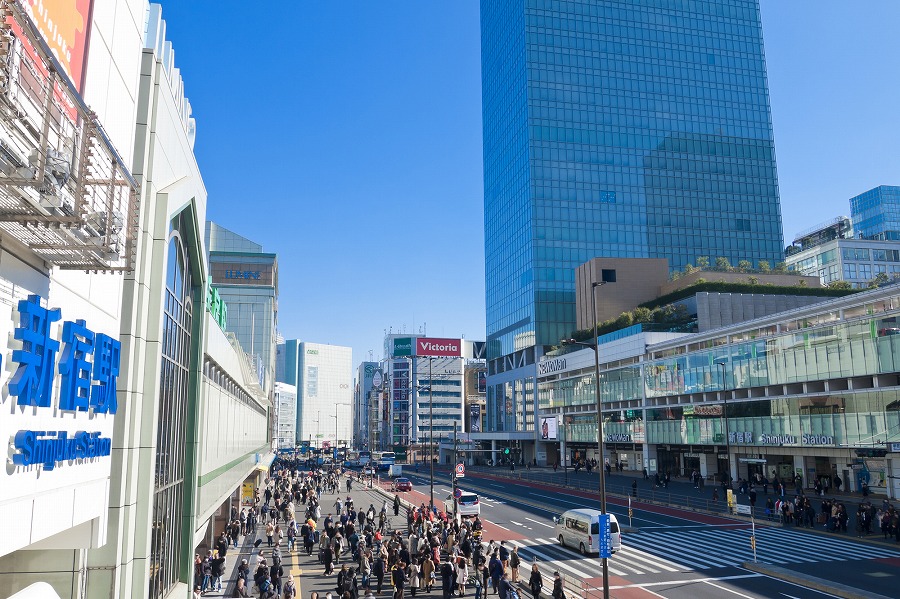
left=275, top=383, right=298, bottom=449
left=481, top=0, right=785, bottom=434
left=354, top=362, right=380, bottom=450
left=850, top=185, right=900, bottom=241
left=206, top=222, right=278, bottom=395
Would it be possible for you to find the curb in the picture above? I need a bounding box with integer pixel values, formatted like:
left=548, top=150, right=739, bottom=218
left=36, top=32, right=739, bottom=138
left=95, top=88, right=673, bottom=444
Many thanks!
left=741, top=562, right=895, bottom=599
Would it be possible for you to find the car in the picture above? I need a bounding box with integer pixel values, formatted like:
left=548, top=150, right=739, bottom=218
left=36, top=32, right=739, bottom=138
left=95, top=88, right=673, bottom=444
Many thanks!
left=363, top=466, right=376, bottom=476
left=554, top=508, right=621, bottom=556
left=444, top=491, right=480, bottom=517
left=394, top=477, right=412, bottom=491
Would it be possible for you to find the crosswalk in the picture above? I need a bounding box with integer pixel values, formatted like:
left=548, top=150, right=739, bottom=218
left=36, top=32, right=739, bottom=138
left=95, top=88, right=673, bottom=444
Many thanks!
left=509, top=527, right=900, bottom=580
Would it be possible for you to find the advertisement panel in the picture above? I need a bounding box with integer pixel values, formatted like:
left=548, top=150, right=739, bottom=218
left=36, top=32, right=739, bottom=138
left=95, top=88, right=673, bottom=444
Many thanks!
left=540, top=416, right=558, bottom=440
left=469, top=403, right=482, bottom=433
left=393, top=337, right=412, bottom=357
left=416, top=337, right=461, bottom=357
left=477, top=371, right=487, bottom=394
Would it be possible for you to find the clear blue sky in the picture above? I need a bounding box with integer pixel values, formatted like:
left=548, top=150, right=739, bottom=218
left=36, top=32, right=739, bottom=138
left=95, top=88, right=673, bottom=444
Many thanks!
left=159, top=1, right=900, bottom=372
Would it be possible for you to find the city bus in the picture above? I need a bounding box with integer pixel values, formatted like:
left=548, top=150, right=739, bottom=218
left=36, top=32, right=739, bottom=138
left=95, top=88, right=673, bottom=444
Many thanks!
left=358, top=450, right=372, bottom=467
left=375, top=451, right=396, bottom=472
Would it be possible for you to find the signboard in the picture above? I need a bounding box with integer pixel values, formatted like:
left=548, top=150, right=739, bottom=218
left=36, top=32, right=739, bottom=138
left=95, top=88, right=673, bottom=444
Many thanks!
left=206, top=282, right=227, bottom=329
left=18, top=0, right=94, bottom=92
left=597, top=514, right=612, bottom=558
left=456, top=463, right=465, bottom=478
left=393, top=337, right=413, bottom=357
left=538, top=357, right=568, bottom=376
left=209, top=261, right=275, bottom=286
left=540, top=416, right=558, bottom=440
left=241, top=482, right=255, bottom=507
left=735, top=504, right=752, bottom=515
left=477, top=370, right=487, bottom=394
left=373, top=369, right=383, bottom=389
left=416, top=337, right=461, bottom=357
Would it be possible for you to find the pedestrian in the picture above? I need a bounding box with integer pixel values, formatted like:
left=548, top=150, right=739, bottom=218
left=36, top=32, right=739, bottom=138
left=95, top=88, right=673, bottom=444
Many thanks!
left=409, top=560, right=420, bottom=597
left=498, top=572, right=514, bottom=599
left=394, top=494, right=401, bottom=517
left=210, top=551, right=226, bottom=592
left=282, top=574, right=297, bottom=598
left=421, top=555, right=435, bottom=593
left=509, top=546, right=521, bottom=583
left=862, top=481, right=870, bottom=497
left=528, top=564, right=543, bottom=599
left=232, top=577, right=250, bottom=597
left=551, top=571, right=565, bottom=599
left=392, top=561, right=408, bottom=599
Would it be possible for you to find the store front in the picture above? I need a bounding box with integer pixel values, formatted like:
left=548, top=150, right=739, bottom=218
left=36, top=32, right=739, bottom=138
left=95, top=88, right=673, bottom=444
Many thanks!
left=605, top=443, right=643, bottom=472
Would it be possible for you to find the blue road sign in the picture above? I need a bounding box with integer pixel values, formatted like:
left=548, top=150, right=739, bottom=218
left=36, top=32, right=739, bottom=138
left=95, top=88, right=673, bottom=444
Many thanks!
left=598, top=514, right=612, bottom=558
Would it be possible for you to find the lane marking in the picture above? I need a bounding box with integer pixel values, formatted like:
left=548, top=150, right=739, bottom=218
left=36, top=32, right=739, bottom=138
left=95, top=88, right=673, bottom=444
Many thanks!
left=507, top=539, right=594, bottom=579
left=525, top=517, right=554, bottom=528
left=510, top=520, right=524, bottom=526
left=701, top=579, right=758, bottom=598
left=608, top=573, right=763, bottom=589
left=490, top=521, right=510, bottom=531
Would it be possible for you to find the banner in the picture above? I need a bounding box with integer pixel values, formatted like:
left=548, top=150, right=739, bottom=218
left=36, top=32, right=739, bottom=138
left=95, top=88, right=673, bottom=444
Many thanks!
left=241, top=482, right=254, bottom=507
left=477, top=371, right=487, bottom=394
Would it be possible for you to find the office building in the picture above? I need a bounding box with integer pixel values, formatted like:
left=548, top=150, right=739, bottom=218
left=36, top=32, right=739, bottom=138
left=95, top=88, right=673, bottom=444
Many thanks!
left=289, top=342, right=353, bottom=448
left=481, top=0, right=785, bottom=439
left=206, top=222, right=278, bottom=395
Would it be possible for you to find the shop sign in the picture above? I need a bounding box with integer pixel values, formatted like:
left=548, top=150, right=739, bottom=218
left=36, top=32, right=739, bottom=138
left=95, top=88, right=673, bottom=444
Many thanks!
left=7, top=295, right=119, bottom=471
left=890, top=443, right=900, bottom=453
left=538, top=358, right=567, bottom=376
left=206, top=282, right=227, bottom=329
left=758, top=434, right=796, bottom=445
left=225, top=270, right=261, bottom=280
left=416, top=337, right=461, bottom=357
left=606, top=433, right=632, bottom=442
left=393, top=337, right=412, bottom=357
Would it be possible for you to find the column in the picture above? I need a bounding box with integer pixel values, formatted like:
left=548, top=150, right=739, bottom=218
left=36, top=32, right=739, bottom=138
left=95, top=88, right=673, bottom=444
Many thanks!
left=491, top=439, right=497, bottom=466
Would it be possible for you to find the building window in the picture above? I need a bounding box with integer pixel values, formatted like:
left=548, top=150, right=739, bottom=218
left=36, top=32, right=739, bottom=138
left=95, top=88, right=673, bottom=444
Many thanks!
left=842, top=247, right=870, bottom=261
left=858, top=263, right=873, bottom=281
left=149, top=230, right=194, bottom=599
left=843, top=263, right=857, bottom=279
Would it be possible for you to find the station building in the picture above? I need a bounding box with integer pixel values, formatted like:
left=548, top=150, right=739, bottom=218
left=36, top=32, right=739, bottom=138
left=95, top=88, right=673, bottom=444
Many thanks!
left=536, top=285, right=900, bottom=499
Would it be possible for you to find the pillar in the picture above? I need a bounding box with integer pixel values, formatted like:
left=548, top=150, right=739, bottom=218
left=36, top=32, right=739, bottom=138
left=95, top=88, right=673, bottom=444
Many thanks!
left=491, top=439, right=497, bottom=466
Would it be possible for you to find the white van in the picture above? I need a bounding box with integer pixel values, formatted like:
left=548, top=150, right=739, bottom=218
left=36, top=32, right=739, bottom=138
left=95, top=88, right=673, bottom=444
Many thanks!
left=444, top=490, right=481, bottom=517
left=554, top=509, right=621, bottom=556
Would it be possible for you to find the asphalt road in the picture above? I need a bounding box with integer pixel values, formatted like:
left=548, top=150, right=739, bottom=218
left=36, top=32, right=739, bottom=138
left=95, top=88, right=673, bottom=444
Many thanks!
left=403, top=470, right=900, bottom=599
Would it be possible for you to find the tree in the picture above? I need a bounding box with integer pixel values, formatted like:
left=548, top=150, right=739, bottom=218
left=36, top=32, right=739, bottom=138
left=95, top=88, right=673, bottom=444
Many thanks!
left=827, top=280, right=852, bottom=290
left=757, top=260, right=771, bottom=273
left=774, top=262, right=788, bottom=273
left=737, top=260, right=753, bottom=273
left=747, top=276, right=758, bottom=285
left=632, top=307, right=652, bottom=323
left=714, top=257, right=732, bottom=271
left=870, top=272, right=890, bottom=288
left=614, top=312, right=634, bottom=329
left=683, top=263, right=695, bottom=274
left=696, top=256, right=710, bottom=269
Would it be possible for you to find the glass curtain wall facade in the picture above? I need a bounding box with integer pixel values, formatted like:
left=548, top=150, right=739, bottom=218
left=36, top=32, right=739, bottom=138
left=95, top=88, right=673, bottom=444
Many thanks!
left=482, top=0, right=784, bottom=359
left=150, top=225, right=195, bottom=599
left=850, top=186, right=900, bottom=241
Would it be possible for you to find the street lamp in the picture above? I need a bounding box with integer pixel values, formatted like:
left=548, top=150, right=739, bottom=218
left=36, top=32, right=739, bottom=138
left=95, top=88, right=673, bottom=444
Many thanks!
left=715, top=358, right=731, bottom=489
left=560, top=274, right=614, bottom=599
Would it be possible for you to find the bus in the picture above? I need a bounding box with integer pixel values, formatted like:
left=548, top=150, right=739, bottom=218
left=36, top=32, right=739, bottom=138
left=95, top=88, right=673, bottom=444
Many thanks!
left=358, top=451, right=372, bottom=467
left=375, top=451, right=396, bottom=472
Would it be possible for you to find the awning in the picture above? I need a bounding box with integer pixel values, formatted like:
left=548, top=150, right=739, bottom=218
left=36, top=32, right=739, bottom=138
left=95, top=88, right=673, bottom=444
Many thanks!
left=8, top=582, right=63, bottom=599
left=255, top=451, right=276, bottom=471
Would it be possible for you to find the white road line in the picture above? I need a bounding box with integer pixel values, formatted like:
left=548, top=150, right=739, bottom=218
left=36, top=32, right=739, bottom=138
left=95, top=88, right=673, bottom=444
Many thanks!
left=490, top=521, right=510, bottom=531
left=508, top=539, right=594, bottom=579
left=618, top=547, right=681, bottom=572
left=702, top=580, right=758, bottom=598
left=525, top=517, right=554, bottom=528
left=607, top=573, right=763, bottom=590
left=510, top=520, right=524, bottom=526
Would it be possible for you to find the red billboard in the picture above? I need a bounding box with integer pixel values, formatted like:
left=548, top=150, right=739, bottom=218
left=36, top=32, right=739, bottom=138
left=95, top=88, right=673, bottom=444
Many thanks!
left=416, top=337, right=461, bottom=357
left=21, top=0, right=93, bottom=91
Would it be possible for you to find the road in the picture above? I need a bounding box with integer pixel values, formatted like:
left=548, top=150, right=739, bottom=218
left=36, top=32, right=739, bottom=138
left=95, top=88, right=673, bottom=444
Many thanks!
left=402, top=470, right=900, bottom=598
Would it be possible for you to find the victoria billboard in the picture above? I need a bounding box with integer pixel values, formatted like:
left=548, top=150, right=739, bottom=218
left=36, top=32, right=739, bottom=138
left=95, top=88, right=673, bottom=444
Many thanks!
left=415, top=337, right=461, bottom=357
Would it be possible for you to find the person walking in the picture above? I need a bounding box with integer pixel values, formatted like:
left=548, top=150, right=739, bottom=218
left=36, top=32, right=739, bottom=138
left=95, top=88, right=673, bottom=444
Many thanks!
left=551, top=572, right=565, bottom=599
left=392, top=562, right=408, bottom=599
left=394, top=494, right=401, bottom=517
left=408, top=560, right=420, bottom=597
left=509, top=547, right=521, bottom=583
left=528, top=564, right=543, bottom=599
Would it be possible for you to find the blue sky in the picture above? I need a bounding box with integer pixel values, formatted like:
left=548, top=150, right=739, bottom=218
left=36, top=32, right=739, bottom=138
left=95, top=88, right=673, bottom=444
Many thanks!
left=159, top=1, right=900, bottom=371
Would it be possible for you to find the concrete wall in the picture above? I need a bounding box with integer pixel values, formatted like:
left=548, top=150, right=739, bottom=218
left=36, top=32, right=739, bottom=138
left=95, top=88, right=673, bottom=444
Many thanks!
left=575, top=258, right=670, bottom=328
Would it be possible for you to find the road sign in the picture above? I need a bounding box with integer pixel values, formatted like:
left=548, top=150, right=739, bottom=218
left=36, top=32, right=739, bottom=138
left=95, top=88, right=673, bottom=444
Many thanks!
left=598, top=514, right=612, bottom=559
left=456, top=463, right=466, bottom=478
left=735, top=504, right=752, bottom=515
left=454, top=488, right=462, bottom=499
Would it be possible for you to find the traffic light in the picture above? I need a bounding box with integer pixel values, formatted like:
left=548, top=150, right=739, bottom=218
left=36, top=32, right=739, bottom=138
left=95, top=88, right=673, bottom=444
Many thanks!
left=503, top=448, right=510, bottom=455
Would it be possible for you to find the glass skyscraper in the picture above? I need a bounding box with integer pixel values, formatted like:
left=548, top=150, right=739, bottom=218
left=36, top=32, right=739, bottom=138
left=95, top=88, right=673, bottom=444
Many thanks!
left=482, top=0, right=785, bottom=361
left=850, top=185, right=900, bottom=241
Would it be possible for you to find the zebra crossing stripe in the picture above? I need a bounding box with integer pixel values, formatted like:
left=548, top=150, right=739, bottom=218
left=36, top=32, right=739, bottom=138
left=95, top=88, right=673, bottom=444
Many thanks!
left=617, top=547, right=682, bottom=572
left=517, top=538, right=634, bottom=577
left=508, top=539, right=595, bottom=579
left=755, top=527, right=900, bottom=560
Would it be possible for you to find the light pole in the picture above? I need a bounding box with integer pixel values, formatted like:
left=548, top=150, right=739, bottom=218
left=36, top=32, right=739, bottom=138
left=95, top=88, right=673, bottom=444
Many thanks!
left=715, top=358, right=731, bottom=488
left=415, top=357, right=436, bottom=509
left=561, top=274, right=613, bottom=599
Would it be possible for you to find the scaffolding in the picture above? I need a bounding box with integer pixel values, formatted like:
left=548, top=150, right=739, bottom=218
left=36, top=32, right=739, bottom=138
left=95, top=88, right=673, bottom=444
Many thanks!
left=0, top=1, right=139, bottom=273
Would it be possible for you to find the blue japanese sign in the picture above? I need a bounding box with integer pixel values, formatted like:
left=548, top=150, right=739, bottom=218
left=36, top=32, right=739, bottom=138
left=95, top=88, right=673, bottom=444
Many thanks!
left=7, top=295, right=120, bottom=472
left=598, top=514, right=612, bottom=558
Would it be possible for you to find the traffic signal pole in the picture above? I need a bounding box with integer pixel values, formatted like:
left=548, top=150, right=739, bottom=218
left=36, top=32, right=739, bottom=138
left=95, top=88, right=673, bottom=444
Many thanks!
left=453, top=423, right=459, bottom=521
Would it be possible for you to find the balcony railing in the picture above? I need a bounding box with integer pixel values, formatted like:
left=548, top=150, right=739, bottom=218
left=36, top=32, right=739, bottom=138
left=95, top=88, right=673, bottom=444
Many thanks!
left=0, top=1, right=139, bottom=272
